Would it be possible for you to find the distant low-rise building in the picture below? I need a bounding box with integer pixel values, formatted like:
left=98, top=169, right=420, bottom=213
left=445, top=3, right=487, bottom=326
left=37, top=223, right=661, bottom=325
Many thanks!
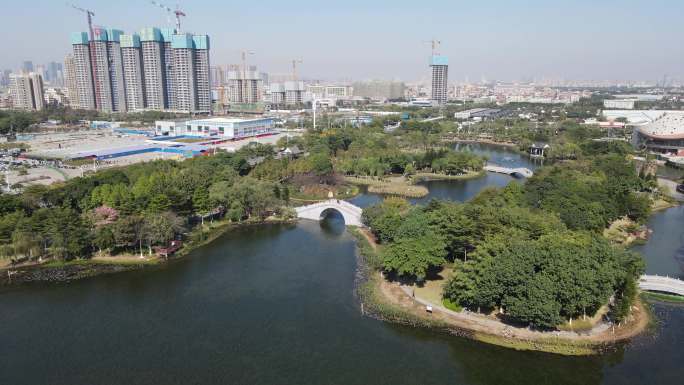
left=352, top=80, right=405, bottom=100
left=155, top=117, right=275, bottom=140
left=604, top=99, right=636, bottom=110
left=455, top=108, right=507, bottom=120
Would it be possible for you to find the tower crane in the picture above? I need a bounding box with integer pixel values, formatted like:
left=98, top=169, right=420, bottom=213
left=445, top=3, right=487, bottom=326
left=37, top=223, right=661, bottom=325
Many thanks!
left=69, top=3, right=100, bottom=109
left=150, top=1, right=186, bottom=32
left=424, top=39, right=441, bottom=56
left=240, top=50, right=254, bottom=101
left=291, top=59, right=303, bottom=81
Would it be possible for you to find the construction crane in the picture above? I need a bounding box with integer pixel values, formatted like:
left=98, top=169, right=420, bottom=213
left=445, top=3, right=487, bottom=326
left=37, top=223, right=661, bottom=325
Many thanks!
left=240, top=50, right=255, bottom=101
left=150, top=1, right=186, bottom=32
left=291, top=59, right=303, bottom=81
left=424, top=39, right=441, bottom=56
left=69, top=3, right=95, bottom=39
left=69, top=3, right=100, bottom=109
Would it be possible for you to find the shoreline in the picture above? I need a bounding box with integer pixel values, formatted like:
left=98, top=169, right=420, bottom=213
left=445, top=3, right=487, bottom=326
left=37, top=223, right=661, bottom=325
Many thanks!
left=412, top=170, right=485, bottom=182
left=345, top=175, right=429, bottom=198
left=0, top=217, right=296, bottom=287
left=350, top=227, right=651, bottom=356
left=448, top=138, right=520, bottom=149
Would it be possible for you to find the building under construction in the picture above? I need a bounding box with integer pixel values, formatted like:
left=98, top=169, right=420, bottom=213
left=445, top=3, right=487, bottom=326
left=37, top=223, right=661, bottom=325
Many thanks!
left=67, top=4, right=211, bottom=113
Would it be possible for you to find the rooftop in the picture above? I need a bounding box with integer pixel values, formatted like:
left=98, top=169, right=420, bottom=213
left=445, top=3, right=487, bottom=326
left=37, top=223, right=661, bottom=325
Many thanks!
left=191, top=117, right=273, bottom=124
left=637, top=111, right=684, bottom=140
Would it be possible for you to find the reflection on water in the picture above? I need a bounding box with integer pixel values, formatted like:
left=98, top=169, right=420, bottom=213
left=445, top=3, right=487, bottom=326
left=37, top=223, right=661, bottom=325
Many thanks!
left=350, top=143, right=535, bottom=208
left=632, top=205, right=684, bottom=278
left=319, top=209, right=347, bottom=236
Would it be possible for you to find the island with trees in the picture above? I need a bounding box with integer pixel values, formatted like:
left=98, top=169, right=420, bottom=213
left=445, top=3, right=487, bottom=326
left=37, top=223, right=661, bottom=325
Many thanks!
left=356, top=141, right=661, bottom=355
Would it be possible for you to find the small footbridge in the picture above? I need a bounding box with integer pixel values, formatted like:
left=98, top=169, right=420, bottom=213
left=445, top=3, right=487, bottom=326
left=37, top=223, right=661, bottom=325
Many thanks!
left=295, top=199, right=364, bottom=226
left=483, top=165, right=534, bottom=178
left=639, top=275, right=684, bottom=297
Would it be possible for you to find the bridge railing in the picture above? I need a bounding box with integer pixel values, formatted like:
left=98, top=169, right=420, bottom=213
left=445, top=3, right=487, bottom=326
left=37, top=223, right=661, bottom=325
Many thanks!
left=295, top=199, right=362, bottom=214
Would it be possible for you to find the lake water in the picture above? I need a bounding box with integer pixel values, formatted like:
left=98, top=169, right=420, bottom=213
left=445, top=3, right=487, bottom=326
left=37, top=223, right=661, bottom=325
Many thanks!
left=1, top=143, right=682, bottom=385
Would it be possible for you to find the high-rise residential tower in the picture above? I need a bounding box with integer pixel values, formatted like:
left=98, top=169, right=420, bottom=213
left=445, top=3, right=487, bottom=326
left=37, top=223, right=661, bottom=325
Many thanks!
left=63, top=54, right=79, bottom=106
left=140, top=27, right=166, bottom=110
left=160, top=28, right=176, bottom=110
left=120, top=34, right=146, bottom=111
left=193, top=35, right=211, bottom=113
left=227, top=65, right=262, bottom=104
left=46, top=62, right=64, bottom=86
left=87, top=27, right=127, bottom=112
left=21, top=61, right=34, bottom=73
left=171, top=33, right=197, bottom=112
left=170, top=34, right=211, bottom=113
left=90, top=27, right=114, bottom=112
left=10, top=72, right=45, bottom=110
left=430, top=55, right=449, bottom=105
left=70, top=32, right=96, bottom=110
left=106, top=29, right=127, bottom=112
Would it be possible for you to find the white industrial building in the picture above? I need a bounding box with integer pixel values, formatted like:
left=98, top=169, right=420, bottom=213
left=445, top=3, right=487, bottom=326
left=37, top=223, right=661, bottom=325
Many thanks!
left=604, top=99, right=636, bottom=110
left=155, top=117, right=275, bottom=139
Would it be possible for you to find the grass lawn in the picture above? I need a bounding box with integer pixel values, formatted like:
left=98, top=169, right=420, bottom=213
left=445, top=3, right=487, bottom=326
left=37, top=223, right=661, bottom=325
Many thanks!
left=414, top=267, right=453, bottom=306
left=642, top=291, right=684, bottom=303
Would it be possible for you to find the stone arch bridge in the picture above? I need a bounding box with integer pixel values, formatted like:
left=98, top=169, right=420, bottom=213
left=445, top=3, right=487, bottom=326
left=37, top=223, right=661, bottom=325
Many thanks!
left=295, top=199, right=364, bottom=227
left=639, top=275, right=684, bottom=297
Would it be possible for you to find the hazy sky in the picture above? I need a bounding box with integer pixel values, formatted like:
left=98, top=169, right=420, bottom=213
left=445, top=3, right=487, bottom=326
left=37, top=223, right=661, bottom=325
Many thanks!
left=2, top=0, right=683, bottom=82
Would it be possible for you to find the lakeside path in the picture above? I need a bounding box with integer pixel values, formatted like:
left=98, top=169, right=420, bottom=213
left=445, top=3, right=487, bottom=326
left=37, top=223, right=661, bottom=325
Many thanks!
left=354, top=228, right=650, bottom=355
left=658, top=178, right=684, bottom=202
left=376, top=272, right=649, bottom=354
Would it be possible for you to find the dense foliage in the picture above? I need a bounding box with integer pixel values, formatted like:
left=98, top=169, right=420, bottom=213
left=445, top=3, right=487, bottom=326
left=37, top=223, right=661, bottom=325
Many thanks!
left=363, top=154, right=650, bottom=328
left=0, top=106, right=187, bottom=134
left=0, top=150, right=288, bottom=261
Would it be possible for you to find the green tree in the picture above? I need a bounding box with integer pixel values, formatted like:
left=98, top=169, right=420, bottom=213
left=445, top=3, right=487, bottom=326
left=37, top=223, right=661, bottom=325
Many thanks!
left=382, top=232, right=447, bottom=280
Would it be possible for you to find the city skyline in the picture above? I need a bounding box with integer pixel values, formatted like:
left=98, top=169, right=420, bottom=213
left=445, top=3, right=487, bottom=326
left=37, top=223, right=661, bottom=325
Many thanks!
left=2, top=0, right=684, bottom=83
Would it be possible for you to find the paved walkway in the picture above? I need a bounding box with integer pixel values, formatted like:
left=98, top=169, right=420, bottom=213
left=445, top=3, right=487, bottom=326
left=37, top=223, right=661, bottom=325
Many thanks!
left=395, top=279, right=611, bottom=339
left=658, top=178, right=684, bottom=202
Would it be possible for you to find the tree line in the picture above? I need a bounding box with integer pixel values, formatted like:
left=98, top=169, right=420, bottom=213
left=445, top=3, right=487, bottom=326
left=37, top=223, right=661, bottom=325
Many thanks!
left=0, top=148, right=290, bottom=261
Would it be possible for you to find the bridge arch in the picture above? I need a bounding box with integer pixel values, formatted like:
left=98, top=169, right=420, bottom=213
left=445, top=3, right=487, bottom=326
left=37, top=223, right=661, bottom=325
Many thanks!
left=295, top=200, right=364, bottom=227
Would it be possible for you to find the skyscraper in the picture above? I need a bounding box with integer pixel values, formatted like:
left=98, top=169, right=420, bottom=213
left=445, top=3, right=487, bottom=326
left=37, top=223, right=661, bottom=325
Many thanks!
left=106, top=29, right=127, bottom=112
left=90, top=27, right=114, bottom=111
left=160, top=28, right=176, bottom=110
left=430, top=55, right=449, bottom=105
left=46, top=62, right=63, bottom=85
left=121, top=34, right=146, bottom=111
left=170, top=33, right=211, bottom=113
left=10, top=72, right=45, bottom=110
left=63, top=54, right=79, bottom=107
left=140, top=27, right=166, bottom=110
left=226, top=65, right=262, bottom=104
left=70, top=32, right=96, bottom=110
left=171, top=33, right=197, bottom=112
left=21, top=60, right=34, bottom=73
left=193, top=35, right=211, bottom=113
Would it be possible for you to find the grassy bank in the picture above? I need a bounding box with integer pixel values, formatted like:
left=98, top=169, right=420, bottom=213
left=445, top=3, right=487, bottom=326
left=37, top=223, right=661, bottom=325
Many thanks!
left=345, top=176, right=428, bottom=198
left=413, top=170, right=485, bottom=181
left=2, top=216, right=297, bottom=285
left=641, top=291, right=684, bottom=303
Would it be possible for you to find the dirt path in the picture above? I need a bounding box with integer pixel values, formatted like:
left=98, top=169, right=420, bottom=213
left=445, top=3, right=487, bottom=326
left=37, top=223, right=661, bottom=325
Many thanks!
left=377, top=273, right=649, bottom=346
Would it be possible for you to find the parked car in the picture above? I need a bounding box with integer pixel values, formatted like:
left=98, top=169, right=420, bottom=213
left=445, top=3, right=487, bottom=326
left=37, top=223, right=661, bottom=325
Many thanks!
left=676, top=184, right=684, bottom=194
